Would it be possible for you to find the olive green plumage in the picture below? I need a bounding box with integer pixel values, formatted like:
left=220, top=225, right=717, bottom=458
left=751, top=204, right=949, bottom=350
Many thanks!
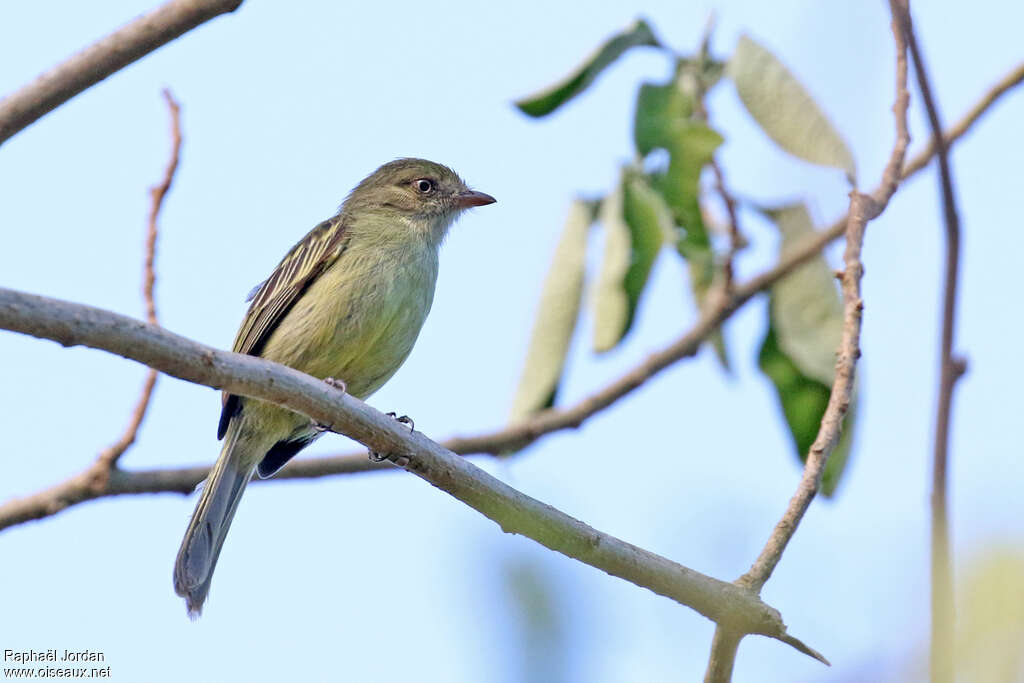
left=173, top=159, right=495, bottom=616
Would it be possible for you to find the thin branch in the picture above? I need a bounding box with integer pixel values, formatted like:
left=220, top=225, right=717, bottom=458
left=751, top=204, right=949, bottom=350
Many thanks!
left=1, top=56, right=1020, bottom=537
left=703, top=625, right=830, bottom=681
left=690, top=27, right=745, bottom=294
left=95, top=89, right=181, bottom=473
left=0, top=286, right=822, bottom=661
left=897, top=5, right=966, bottom=682
left=710, top=159, right=744, bottom=292
left=737, top=0, right=911, bottom=596
left=321, top=54, right=1019, bottom=459
left=704, top=4, right=911, bottom=677
left=705, top=627, right=743, bottom=683
left=901, top=60, right=1024, bottom=178
left=144, top=90, right=181, bottom=327
left=0, top=0, right=242, bottom=146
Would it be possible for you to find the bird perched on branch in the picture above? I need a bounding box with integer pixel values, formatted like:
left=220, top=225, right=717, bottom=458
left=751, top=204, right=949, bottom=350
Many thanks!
left=173, top=158, right=495, bottom=616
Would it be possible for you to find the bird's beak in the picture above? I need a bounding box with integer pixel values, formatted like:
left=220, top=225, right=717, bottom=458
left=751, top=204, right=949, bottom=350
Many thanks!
left=453, top=190, right=496, bottom=209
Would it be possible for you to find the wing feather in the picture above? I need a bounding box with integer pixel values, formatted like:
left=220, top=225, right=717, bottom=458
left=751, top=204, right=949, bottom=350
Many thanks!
left=218, top=216, right=349, bottom=438
left=235, top=217, right=348, bottom=356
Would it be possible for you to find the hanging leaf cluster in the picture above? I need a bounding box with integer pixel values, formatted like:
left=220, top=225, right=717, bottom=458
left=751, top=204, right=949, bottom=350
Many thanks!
left=509, top=20, right=859, bottom=495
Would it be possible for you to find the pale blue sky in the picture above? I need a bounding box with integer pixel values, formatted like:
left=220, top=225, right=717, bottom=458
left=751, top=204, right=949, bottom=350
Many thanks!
left=1, top=2, right=1022, bottom=681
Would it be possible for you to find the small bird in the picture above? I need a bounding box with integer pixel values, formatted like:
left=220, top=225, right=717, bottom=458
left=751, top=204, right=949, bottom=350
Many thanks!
left=173, top=158, right=495, bottom=615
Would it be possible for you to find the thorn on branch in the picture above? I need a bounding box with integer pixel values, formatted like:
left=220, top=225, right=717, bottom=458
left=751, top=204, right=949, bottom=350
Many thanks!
left=779, top=634, right=831, bottom=666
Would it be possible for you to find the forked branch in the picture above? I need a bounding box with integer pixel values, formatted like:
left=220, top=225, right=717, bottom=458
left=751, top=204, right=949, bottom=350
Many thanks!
left=705, top=3, right=912, bottom=679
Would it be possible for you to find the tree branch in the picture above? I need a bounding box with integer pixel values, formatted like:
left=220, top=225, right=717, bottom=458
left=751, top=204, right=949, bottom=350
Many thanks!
left=309, top=54, right=1024, bottom=460
left=299, top=53, right=1024, bottom=462
left=896, top=5, right=966, bottom=682
left=738, top=0, right=911, bottom=598
left=691, top=26, right=745, bottom=294
left=705, top=626, right=743, bottom=683
left=901, top=61, right=1024, bottom=179
left=2, top=58, right=1020, bottom=530
left=95, top=89, right=181, bottom=473
left=710, top=159, right=744, bottom=292
left=0, top=286, right=823, bottom=662
left=705, top=3, right=911, bottom=678
left=1, top=53, right=1020, bottom=549
left=0, top=0, right=242, bottom=146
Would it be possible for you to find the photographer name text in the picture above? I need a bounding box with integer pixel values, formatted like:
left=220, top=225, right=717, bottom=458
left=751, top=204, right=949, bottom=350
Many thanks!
left=4, top=649, right=105, bottom=664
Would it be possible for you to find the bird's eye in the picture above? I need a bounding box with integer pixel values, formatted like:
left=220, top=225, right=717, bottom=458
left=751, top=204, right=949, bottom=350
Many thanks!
left=414, top=178, right=434, bottom=194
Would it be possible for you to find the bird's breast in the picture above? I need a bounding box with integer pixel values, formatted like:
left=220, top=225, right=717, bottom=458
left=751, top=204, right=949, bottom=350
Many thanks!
left=262, top=240, right=439, bottom=399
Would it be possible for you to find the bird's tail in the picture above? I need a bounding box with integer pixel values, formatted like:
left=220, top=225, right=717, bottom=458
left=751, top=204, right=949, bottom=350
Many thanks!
left=173, top=426, right=259, bottom=617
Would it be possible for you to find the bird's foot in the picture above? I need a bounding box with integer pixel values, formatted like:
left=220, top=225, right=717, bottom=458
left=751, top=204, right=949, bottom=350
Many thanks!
left=368, top=412, right=416, bottom=462
left=385, top=412, right=415, bottom=432
left=312, top=378, right=348, bottom=432
left=323, top=377, right=347, bottom=393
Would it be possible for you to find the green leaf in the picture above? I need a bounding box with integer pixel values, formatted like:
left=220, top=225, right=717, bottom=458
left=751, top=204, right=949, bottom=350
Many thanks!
left=515, top=19, right=660, bottom=118
left=758, top=321, right=852, bottom=496
left=688, top=214, right=732, bottom=371
left=592, top=170, right=669, bottom=353
left=659, top=123, right=723, bottom=239
left=676, top=223, right=731, bottom=373
left=758, top=202, right=856, bottom=496
left=645, top=120, right=729, bottom=370
left=696, top=58, right=725, bottom=91
left=727, top=34, right=856, bottom=181
left=709, top=330, right=731, bottom=372
left=633, top=55, right=728, bottom=158
left=509, top=200, right=594, bottom=421
left=675, top=55, right=727, bottom=102
left=633, top=81, right=693, bottom=157
left=766, top=203, right=843, bottom=384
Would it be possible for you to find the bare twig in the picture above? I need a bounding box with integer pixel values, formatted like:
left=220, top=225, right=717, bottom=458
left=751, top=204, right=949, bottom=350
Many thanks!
left=896, top=5, right=966, bottom=681
left=901, top=61, right=1024, bottom=179
left=710, top=159, right=744, bottom=291
left=690, top=30, right=744, bottom=293
left=0, top=56, right=1020, bottom=538
left=704, top=4, right=911, bottom=679
left=95, top=90, right=181, bottom=474
left=738, top=0, right=911, bottom=596
left=144, top=90, right=181, bottom=326
left=0, top=286, right=823, bottom=661
left=796, top=58, right=1024, bottom=275
left=0, top=0, right=241, bottom=146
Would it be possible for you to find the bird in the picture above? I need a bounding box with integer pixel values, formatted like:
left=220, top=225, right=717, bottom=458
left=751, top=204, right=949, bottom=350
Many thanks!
left=173, top=158, right=495, bottom=616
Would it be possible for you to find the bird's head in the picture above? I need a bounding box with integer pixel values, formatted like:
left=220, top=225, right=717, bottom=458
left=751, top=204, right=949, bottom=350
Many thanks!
left=343, top=158, right=495, bottom=243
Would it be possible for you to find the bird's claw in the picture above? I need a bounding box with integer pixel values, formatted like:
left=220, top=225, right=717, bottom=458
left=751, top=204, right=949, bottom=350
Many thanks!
left=311, top=378, right=347, bottom=433
left=323, top=377, right=347, bottom=393
left=368, top=412, right=416, bottom=462
left=385, top=412, right=415, bottom=432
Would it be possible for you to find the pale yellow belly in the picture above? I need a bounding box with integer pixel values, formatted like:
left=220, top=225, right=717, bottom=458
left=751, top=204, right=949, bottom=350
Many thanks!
left=260, top=245, right=438, bottom=400
left=227, top=232, right=440, bottom=463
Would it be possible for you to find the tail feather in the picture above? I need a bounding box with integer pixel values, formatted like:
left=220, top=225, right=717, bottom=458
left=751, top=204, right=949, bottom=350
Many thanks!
left=174, top=428, right=258, bottom=617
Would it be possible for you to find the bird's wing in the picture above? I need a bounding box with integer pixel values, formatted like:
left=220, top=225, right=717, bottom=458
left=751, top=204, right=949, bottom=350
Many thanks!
left=218, top=216, right=349, bottom=439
